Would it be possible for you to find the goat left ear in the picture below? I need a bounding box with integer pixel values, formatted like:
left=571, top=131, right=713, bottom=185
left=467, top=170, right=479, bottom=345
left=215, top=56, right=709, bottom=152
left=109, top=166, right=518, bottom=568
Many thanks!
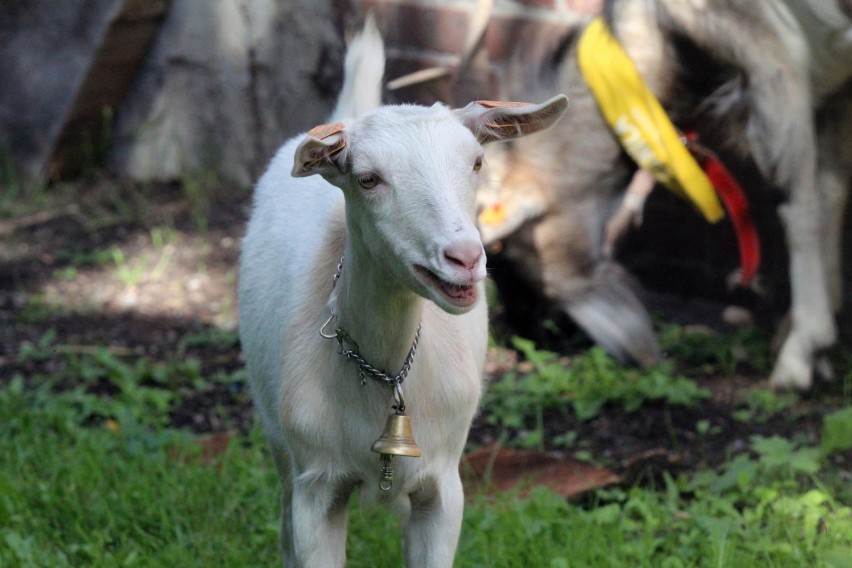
left=292, top=122, right=349, bottom=178
left=456, top=94, right=569, bottom=144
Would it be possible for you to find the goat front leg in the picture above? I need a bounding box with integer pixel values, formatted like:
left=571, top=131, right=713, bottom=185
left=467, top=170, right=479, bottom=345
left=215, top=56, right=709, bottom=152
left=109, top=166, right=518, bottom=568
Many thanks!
left=816, top=97, right=852, bottom=315
left=288, top=471, right=353, bottom=568
left=403, top=471, right=465, bottom=568
left=767, top=90, right=837, bottom=390
left=804, top=98, right=852, bottom=383
left=603, top=167, right=655, bottom=258
left=772, top=188, right=836, bottom=390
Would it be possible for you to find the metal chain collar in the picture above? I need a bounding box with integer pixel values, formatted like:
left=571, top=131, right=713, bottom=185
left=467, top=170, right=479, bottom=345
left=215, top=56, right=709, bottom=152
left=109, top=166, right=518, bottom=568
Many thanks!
left=319, top=256, right=422, bottom=410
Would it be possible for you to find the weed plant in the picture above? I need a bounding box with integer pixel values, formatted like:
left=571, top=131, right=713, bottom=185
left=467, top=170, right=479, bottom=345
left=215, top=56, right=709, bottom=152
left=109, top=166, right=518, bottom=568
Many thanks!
left=657, top=323, right=774, bottom=375
left=482, top=338, right=711, bottom=444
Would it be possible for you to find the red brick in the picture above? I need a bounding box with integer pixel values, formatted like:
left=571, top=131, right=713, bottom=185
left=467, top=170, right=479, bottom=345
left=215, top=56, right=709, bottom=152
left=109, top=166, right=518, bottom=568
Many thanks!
left=383, top=54, right=503, bottom=106
left=362, top=1, right=471, bottom=55
left=510, top=0, right=558, bottom=9
left=484, top=15, right=574, bottom=64
left=562, top=0, right=603, bottom=14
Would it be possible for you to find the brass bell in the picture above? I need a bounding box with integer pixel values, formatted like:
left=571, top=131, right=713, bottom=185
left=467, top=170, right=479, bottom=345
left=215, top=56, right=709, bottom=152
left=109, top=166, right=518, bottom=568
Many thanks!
left=371, top=413, right=422, bottom=457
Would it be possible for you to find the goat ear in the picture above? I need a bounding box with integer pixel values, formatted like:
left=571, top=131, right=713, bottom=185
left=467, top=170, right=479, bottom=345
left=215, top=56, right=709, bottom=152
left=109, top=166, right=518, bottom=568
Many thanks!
left=456, top=94, right=569, bottom=144
left=292, top=122, right=349, bottom=178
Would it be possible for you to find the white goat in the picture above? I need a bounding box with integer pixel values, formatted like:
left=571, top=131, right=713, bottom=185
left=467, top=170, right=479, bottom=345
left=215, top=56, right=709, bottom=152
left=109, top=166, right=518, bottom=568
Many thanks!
left=238, top=18, right=568, bottom=567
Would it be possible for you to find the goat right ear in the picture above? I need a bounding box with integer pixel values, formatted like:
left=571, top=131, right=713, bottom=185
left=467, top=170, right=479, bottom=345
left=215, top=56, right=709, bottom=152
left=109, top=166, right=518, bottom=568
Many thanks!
left=292, top=122, right=349, bottom=178
left=456, top=94, right=569, bottom=144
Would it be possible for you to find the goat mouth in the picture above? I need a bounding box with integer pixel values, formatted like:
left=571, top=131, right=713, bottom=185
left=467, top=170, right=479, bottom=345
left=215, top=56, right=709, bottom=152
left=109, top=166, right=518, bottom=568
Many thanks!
left=414, top=265, right=478, bottom=307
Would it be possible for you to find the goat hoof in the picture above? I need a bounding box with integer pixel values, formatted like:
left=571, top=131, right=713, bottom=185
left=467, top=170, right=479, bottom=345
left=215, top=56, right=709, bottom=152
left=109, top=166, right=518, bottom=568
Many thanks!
left=770, top=333, right=819, bottom=391
left=769, top=360, right=813, bottom=391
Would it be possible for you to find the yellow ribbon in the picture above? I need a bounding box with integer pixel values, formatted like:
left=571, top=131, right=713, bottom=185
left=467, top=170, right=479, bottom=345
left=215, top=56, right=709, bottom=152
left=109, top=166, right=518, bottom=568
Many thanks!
left=577, top=17, right=724, bottom=222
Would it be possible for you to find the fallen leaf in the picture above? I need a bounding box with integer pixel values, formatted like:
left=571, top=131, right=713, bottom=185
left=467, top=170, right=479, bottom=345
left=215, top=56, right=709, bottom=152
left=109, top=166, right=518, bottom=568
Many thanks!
left=196, top=431, right=233, bottom=462
left=462, top=444, right=621, bottom=499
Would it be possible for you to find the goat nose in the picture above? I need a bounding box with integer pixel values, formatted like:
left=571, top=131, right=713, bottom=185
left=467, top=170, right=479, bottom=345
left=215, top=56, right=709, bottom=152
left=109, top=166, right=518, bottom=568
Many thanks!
left=444, top=241, right=483, bottom=271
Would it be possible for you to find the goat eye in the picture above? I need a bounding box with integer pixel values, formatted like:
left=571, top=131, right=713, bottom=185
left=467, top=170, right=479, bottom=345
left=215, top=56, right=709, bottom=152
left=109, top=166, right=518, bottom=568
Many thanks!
left=357, top=173, right=380, bottom=189
left=473, top=156, right=483, bottom=173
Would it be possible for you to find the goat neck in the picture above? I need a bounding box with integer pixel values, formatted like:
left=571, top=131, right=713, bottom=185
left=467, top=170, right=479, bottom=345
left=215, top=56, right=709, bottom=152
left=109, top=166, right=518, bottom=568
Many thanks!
left=330, top=235, right=425, bottom=376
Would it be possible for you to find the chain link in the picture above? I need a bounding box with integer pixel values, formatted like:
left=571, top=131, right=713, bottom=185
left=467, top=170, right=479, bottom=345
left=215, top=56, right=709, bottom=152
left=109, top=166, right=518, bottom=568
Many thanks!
left=335, top=324, right=421, bottom=387
left=332, top=256, right=344, bottom=288
left=320, top=255, right=423, bottom=408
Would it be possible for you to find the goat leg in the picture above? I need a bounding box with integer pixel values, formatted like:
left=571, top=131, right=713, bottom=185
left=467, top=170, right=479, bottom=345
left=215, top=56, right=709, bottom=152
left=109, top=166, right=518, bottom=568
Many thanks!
left=289, top=473, right=352, bottom=567
left=403, top=471, right=465, bottom=568
left=603, top=167, right=655, bottom=258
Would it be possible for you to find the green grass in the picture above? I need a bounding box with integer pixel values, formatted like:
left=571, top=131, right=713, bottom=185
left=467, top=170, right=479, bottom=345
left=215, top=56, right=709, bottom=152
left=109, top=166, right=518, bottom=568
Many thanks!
left=2, top=373, right=850, bottom=567
left=0, top=380, right=279, bottom=567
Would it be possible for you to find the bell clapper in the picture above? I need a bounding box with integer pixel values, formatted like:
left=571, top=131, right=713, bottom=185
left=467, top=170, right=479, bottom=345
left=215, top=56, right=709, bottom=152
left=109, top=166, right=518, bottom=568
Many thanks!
left=378, top=454, right=394, bottom=491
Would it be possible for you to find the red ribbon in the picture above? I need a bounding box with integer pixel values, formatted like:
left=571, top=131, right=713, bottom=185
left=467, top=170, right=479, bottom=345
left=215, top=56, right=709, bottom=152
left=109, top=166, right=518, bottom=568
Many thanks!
left=685, top=132, right=761, bottom=286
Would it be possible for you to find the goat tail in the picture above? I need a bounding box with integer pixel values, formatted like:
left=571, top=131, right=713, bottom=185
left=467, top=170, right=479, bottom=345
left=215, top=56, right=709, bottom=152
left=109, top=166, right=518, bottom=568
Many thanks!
left=331, top=13, right=385, bottom=122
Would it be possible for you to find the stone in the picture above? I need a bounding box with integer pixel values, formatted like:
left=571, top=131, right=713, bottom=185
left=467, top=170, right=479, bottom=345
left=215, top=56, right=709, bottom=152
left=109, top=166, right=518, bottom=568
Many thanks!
left=109, top=0, right=349, bottom=188
left=52, top=0, right=170, bottom=179
left=0, top=0, right=127, bottom=187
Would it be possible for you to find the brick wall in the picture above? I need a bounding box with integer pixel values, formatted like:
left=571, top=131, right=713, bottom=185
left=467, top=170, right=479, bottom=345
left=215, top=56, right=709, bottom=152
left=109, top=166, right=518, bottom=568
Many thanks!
left=357, top=0, right=602, bottom=105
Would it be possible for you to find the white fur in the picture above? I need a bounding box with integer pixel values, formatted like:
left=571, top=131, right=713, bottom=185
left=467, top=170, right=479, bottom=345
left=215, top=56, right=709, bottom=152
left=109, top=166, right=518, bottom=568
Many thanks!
left=239, top=20, right=568, bottom=567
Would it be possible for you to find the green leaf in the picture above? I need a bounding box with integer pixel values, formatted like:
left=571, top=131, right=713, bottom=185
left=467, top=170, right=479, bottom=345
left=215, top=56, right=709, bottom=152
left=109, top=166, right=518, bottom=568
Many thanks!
left=820, top=406, right=852, bottom=458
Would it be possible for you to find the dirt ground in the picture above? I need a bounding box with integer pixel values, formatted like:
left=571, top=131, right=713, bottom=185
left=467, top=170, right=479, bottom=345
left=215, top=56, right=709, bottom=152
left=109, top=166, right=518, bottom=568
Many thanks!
left=2, top=179, right=849, bottom=493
